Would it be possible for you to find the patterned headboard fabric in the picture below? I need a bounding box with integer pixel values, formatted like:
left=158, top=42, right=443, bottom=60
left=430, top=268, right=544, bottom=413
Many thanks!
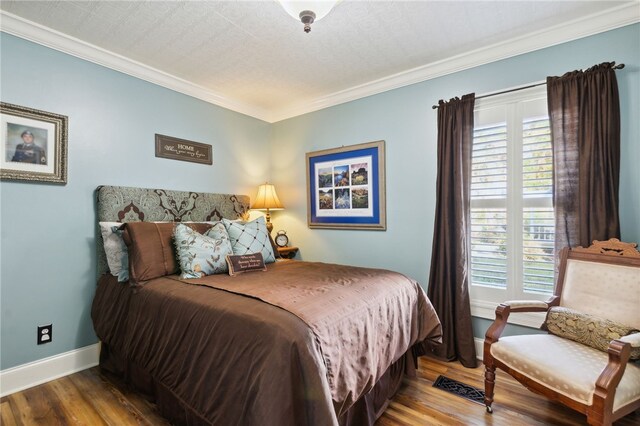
left=96, top=185, right=250, bottom=276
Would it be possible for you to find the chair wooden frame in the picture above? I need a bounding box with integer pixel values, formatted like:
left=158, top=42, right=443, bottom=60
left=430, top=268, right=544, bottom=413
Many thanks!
left=483, top=239, right=640, bottom=426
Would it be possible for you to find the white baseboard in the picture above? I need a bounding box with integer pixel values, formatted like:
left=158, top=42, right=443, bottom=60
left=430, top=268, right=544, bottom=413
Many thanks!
left=0, top=343, right=100, bottom=397
left=475, top=337, right=484, bottom=361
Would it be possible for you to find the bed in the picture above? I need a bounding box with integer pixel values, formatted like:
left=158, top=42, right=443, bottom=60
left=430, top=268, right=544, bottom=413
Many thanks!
left=91, top=185, right=442, bottom=426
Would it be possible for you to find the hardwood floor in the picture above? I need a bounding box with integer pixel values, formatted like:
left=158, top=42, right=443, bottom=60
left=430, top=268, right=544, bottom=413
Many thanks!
left=1, top=356, right=638, bottom=425
left=379, top=356, right=639, bottom=426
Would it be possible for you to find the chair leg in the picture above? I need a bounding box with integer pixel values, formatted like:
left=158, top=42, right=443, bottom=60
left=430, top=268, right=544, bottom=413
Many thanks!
left=484, top=365, right=496, bottom=413
left=586, top=405, right=611, bottom=426
left=586, top=413, right=606, bottom=426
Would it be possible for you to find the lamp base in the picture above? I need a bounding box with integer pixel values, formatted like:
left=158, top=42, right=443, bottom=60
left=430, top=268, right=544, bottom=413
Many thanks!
left=265, top=209, right=273, bottom=234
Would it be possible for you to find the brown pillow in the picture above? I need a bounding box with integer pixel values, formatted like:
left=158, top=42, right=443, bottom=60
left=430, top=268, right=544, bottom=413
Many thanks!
left=123, top=222, right=213, bottom=283
left=545, top=306, right=640, bottom=360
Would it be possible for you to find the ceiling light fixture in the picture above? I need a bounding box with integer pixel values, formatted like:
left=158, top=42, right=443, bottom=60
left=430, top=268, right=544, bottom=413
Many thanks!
left=278, top=1, right=339, bottom=33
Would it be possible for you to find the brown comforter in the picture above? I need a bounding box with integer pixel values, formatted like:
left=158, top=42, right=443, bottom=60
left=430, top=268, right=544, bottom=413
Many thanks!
left=92, top=261, right=441, bottom=426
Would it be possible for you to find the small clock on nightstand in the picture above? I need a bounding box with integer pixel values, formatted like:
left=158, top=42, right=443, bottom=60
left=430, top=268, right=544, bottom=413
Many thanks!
left=275, top=230, right=289, bottom=247
left=275, top=230, right=298, bottom=259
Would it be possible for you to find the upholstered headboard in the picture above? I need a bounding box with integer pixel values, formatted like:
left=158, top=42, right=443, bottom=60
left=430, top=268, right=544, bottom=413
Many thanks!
left=96, top=185, right=250, bottom=276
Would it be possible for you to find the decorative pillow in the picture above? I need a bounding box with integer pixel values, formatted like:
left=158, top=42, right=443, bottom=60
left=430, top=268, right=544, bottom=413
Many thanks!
left=174, top=223, right=233, bottom=278
left=545, top=306, right=640, bottom=359
left=226, top=253, right=267, bottom=276
left=222, top=217, right=276, bottom=263
left=99, top=221, right=129, bottom=282
left=269, top=233, right=282, bottom=259
left=123, top=222, right=214, bottom=283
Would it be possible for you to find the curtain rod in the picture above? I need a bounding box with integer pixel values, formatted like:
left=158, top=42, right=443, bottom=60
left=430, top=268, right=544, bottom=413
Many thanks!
left=431, top=62, right=625, bottom=109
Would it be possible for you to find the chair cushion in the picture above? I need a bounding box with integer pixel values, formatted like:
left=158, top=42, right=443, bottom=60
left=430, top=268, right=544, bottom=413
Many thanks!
left=545, top=307, right=640, bottom=360
left=490, top=334, right=640, bottom=412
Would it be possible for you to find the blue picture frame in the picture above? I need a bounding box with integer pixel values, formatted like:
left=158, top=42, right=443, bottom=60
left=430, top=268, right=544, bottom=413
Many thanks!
left=306, top=140, right=386, bottom=230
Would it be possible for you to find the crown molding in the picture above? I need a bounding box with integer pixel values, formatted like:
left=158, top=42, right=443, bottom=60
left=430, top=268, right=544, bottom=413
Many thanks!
left=0, top=11, right=271, bottom=122
left=269, top=2, right=640, bottom=122
left=1, top=3, right=638, bottom=124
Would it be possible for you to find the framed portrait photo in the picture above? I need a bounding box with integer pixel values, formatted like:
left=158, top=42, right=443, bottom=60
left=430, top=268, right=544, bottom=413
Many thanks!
left=306, top=140, right=386, bottom=230
left=1, top=102, right=68, bottom=184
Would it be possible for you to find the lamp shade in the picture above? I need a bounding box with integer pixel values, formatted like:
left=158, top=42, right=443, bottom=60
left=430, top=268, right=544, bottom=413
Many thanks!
left=252, top=183, right=284, bottom=210
left=278, top=0, right=339, bottom=22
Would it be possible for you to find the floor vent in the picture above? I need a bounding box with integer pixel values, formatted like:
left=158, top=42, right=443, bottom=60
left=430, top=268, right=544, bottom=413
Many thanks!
left=432, top=375, right=485, bottom=405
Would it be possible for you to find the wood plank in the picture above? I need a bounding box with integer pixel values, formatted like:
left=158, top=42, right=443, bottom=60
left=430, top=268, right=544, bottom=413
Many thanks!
left=389, top=394, right=468, bottom=426
left=47, top=376, right=107, bottom=425
left=8, top=383, right=68, bottom=425
left=96, top=370, right=171, bottom=425
left=0, top=401, right=18, bottom=426
left=68, top=369, right=152, bottom=426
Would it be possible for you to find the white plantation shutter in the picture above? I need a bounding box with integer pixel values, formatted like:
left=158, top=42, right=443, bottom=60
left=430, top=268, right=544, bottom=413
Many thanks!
left=522, top=117, right=554, bottom=294
left=469, top=86, right=554, bottom=326
left=523, top=207, right=554, bottom=293
left=471, top=123, right=507, bottom=289
left=471, top=124, right=507, bottom=200
left=470, top=208, right=507, bottom=288
left=522, top=118, right=553, bottom=197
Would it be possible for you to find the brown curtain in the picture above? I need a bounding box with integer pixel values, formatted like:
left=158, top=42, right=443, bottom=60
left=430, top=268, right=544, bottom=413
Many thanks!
left=427, top=94, right=477, bottom=368
left=547, top=62, right=621, bottom=252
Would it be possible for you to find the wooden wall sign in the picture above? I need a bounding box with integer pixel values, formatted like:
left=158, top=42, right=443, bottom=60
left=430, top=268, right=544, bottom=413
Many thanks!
left=155, top=134, right=213, bottom=165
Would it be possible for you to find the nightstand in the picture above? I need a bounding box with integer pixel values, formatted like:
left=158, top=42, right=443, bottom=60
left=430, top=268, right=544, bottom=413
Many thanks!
left=277, top=246, right=299, bottom=259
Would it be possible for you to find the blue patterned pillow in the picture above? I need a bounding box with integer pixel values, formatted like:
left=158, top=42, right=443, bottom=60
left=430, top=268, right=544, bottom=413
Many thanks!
left=222, top=216, right=276, bottom=264
left=174, top=223, right=233, bottom=278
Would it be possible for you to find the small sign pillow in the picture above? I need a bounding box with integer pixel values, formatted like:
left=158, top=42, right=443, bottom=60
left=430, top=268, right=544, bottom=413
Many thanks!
left=174, top=223, right=233, bottom=278
left=226, top=253, right=267, bottom=276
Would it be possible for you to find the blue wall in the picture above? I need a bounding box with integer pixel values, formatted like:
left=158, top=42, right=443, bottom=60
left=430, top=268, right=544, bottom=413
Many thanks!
left=270, top=24, right=640, bottom=338
left=1, top=24, right=638, bottom=370
left=0, top=33, right=271, bottom=370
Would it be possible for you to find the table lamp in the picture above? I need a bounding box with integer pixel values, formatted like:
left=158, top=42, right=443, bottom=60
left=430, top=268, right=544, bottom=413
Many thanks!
left=252, top=183, right=284, bottom=234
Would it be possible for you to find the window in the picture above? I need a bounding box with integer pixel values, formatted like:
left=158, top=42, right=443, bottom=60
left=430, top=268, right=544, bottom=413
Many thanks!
left=469, top=86, right=554, bottom=327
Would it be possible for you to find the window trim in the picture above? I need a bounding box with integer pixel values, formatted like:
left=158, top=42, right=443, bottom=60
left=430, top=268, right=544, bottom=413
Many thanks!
left=470, top=300, right=546, bottom=328
left=469, top=85, right=551, bottom=329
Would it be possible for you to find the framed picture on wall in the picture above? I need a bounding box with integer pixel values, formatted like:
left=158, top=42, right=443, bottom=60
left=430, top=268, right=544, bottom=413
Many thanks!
left=306, top=140, right=386, bottom=230
left=0, top=102, right=68, bottom=184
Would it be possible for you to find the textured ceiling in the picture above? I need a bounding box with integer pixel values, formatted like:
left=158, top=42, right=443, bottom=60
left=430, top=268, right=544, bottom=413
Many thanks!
left=0, top=1, right=634, bottom=119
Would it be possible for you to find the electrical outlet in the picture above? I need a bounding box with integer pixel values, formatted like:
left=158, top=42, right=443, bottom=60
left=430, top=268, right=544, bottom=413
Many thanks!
left=37, top=324, right=52, bottom=345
